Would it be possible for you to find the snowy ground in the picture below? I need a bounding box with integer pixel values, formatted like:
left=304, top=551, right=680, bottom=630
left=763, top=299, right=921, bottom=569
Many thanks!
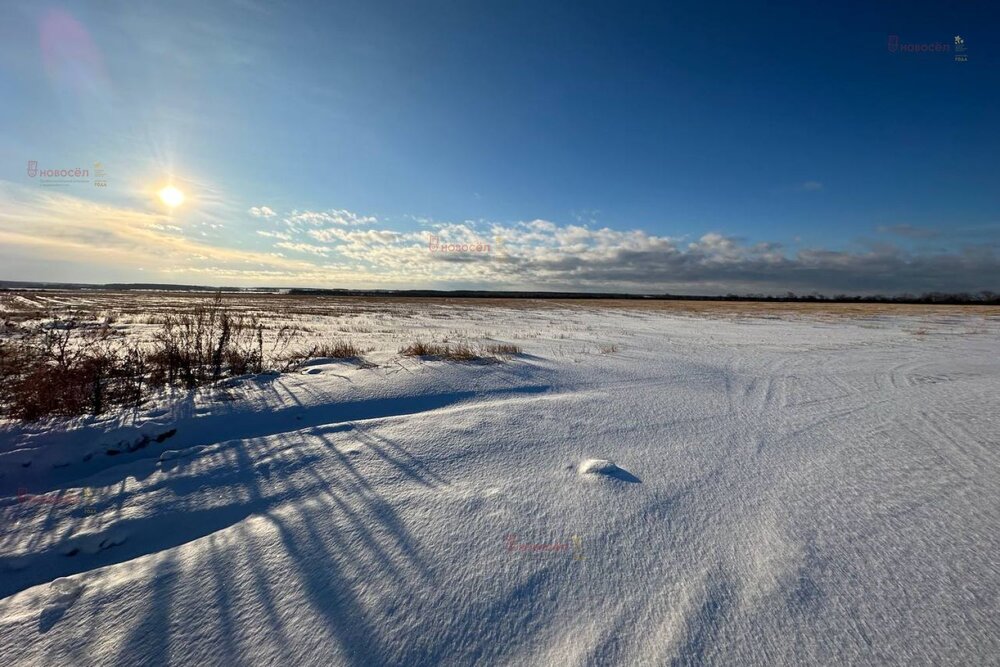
left=1, top=299, right=998, bottom=665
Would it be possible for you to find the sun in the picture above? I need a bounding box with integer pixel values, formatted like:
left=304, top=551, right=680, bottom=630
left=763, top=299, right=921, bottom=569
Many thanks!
left=158, top=185, right=185, bottom=208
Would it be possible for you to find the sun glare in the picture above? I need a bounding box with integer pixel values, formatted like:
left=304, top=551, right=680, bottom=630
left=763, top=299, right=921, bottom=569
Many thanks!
left=158, top=185, right=185, bottom=208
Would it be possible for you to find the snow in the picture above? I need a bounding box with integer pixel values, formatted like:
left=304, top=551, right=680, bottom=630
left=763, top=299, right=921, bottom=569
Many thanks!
left=1, top=303, right=999, bottom=665
left=577, top=458, right=641, bottom=483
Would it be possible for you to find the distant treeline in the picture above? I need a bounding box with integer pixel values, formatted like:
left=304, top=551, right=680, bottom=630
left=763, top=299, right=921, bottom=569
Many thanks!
left=0, top=281, right=269, bottom=293
left=286, top=289, right=1000, bottom=305
left=1, top=281, right=998, bottom=304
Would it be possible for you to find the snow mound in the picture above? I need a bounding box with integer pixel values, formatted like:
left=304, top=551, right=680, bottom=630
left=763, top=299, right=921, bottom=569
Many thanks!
left=577, top=458, right=641, bottom=483
left=59, top=530, right=129, bottom=557
left=578, top=458, right=618, bottom=475
left=158, top=444, right=207, bottom=462
left=39, top=578, right=84, bottom=633
left=48, top=578, right=83, bottom=605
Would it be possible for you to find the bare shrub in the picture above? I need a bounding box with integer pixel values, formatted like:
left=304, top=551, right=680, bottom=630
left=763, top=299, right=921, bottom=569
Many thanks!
left=145, top=295, right=268, bottom=388
left=1, top=341, right=49, bottom=419
left=0, top=293, right=303, bottom=422
left=3, top=330, right=136, bottom=421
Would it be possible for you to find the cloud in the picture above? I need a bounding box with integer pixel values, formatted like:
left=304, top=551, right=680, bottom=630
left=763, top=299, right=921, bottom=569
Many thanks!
left=274, top=241, right=333, bottom=256
left=249, top=206, right=277, bottom=218
left=2, top=182, right=995, bottom=294
left=256, top=229, right=292, bottom=240
left=798, top=181, right=823, bottom=191
left=877, top=224, right=940, bottom=239
left=285, top=209, right=377, bottom=228
left=307, top=228, right=402, bottom=244
left=151, top=224, right=184, bottom=233
left=0, top=182, right=321, bottom=281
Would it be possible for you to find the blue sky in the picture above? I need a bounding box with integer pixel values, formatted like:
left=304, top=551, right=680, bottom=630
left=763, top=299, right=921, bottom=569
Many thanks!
left=0, top=0, right=997, bottom=293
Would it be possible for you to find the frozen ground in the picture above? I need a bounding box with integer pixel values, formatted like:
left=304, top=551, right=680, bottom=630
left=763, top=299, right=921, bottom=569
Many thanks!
left=1, top=299, right=998, bottom=665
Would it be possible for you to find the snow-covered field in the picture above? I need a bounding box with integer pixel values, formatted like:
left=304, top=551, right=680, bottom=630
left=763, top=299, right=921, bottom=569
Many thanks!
left=1, top=297, right=999, bottom=665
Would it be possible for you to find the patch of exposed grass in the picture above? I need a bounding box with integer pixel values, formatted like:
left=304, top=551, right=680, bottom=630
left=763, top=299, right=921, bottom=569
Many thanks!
left=312, top=341, right=364, bottom=358
left=481, top=343, right=522, bottom=358
left=399, top=340, right=519, bottom=362
left=399, top=341, right=475, bottom=360
left=278, top=340, right=367, bottom=370
left=398, top=340, right=440, bottom=357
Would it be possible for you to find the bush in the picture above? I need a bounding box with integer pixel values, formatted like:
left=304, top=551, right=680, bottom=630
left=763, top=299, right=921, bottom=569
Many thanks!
left=145, top=295, right=265, bottom=388
left=0, top=293, right=299, bottom=422
left=3, top=335, right=145, bottom=421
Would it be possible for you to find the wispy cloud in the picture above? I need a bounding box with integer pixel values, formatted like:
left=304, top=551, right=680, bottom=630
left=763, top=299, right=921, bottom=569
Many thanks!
left=249, top=206, right=276, bottom=218
left=274, top=241, right=333, bottom=256
left=0, top=182, right=320, bottom=280
left=877, top=224, right=940, bottom=239
left=285, top=209, right=378, bottom=228
left=2, top=182, right=995, bottom=294
left=256, top=229, right=292, bottom=240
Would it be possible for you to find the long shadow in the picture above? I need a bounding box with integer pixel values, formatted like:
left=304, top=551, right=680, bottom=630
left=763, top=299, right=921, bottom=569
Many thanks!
left=301, top=438, right=435, bottom=582
left=0, top=502, right=262, bottom=599
left=2, top=391, right=476, bottom=599
left=348, top=428, right=449, bottom=488
left=260, top=499, right=404, bottom=665
left=408, top=566, right=562, bottom=665
left=9, top=379, right=565, bottom=660
left=110, top=556, right=179, bottom=667
left=604, top=466, right=642, bottom=484
left=45, top=415, right=444, bottom=661
left=6, top=384, right=551, bottom=497
left=670, top=571, right=736, bottom=667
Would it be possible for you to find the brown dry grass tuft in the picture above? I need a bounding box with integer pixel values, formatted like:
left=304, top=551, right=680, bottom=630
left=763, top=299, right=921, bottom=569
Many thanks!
left=400, top=340, right=519, bottom=362
left=312, top=341, right=364, bottom=358
left=399, top=341, right=475, bottom=360
left=481, top=343, right=522, bottom=358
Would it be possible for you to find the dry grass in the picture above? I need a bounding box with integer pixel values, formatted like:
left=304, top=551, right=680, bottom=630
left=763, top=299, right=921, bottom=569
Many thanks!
left=0, top=295, right=302, bottom=421
left=400, top=340, right=519, bottom=361
left=1, top=326, right=148, bottom=421
left=400, top=341, right=477, bottom=360
left=5, top=289, right=1000, bottom=324
left=311, top=341, right=364, bottom=358
left=481, top=343, right=522, bottom=358
left=276, top=341, right=367, bottom=370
